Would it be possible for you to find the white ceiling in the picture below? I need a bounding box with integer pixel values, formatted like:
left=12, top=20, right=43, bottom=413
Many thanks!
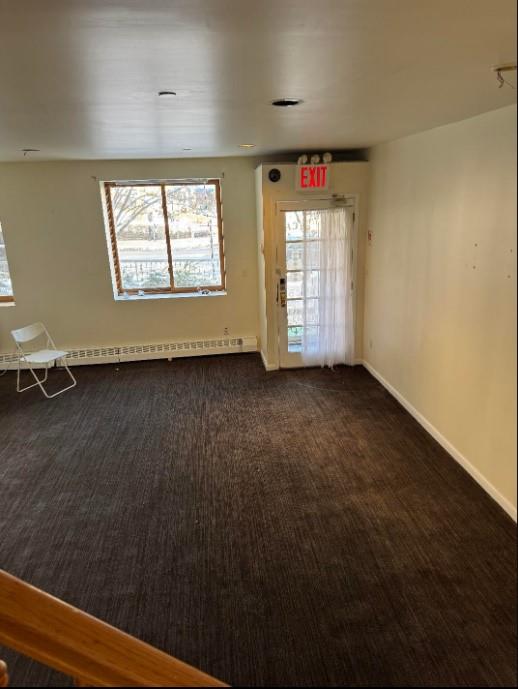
left=0, top=0, right=516, bottom=161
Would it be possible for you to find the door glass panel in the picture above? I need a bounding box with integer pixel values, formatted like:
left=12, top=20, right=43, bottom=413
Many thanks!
left=287, top=271, right=303, bottom=298
left=305, top=241, right=320, bottom=269
left=287, top=241, right=320, bottom=270
left=305, top=211, right=321, bottom=239
left=287, top=299, right=303, bottom=326
left=282, top=209, right=333, bottom=364
left=287, top=326, right=303, bottom=352
left=304, top=326, right=319, bottom=349
left=305, top=270, right=320, bottom=298
left=285, top=212, right=304, bottom=240
left=286, top=242, right=303, bottom=270
left=287, top=298, right=320, bottom=325
left=305, top=298, right=319, bottom=324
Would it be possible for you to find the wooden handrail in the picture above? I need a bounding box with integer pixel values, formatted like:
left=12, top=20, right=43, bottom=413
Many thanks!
left=0, top=570, right=227, bottom=687
left=0, top=660, right=8, bottom=687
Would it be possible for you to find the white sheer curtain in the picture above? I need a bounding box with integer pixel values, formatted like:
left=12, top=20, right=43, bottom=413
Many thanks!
left=301, top=207, right=354, bottom=368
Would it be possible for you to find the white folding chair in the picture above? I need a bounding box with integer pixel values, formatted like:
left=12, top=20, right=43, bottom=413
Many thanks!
left=11, top=322, right=77, bottom=399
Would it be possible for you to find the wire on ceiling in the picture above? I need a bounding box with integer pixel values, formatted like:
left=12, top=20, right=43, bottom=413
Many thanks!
left=494, top=64, right=517, bottom=89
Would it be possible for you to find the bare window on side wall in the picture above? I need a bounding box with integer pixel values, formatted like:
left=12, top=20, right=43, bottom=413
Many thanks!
left=0, top=221, right=14, bottom=303
left=102, top=179, right=225, bottom=297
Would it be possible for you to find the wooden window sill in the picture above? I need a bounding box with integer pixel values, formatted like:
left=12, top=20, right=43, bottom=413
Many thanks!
left=114, top=290, right=227, bottom=302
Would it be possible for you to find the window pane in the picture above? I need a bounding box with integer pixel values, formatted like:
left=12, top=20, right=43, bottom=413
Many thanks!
left=110, top=185, right=170, bottom=290
left=166, top=184, right=222, bottom=288
left=0, top=222, right=13, bottom=297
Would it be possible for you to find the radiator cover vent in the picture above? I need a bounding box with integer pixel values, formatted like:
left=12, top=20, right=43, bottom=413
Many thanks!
left=0, top=336, right=256, bottom=368
left=118, top=337, right=243, bottom=356
left=66, top=347, right=119, bottom=360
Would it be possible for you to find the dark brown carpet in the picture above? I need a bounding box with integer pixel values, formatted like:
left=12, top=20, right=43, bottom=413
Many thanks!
left=0, top=354, right=516, bottom=687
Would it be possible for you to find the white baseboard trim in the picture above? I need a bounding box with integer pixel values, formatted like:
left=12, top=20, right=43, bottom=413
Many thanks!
left=260, top=350, right=279, bottom=371
left=361, top=359, right=517, bottom=522
left=0, top=336, right=258, bottom=370
left=259, top=353, right=362, bottom=372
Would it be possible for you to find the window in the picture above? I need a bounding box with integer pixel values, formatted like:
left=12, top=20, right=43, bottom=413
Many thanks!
left=0, top=221, right=14, bottom=303
left=103, top=179, right=225, bottom=297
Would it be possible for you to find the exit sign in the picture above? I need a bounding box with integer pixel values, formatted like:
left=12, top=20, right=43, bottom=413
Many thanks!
left=296, top=164, right=330, bottom=192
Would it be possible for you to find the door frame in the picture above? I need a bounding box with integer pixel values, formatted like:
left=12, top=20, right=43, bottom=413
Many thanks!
left=274, top=195, right=359, bottom=368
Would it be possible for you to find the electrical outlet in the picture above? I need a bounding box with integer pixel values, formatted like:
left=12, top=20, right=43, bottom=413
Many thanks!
left=369, top=339, right=373, bottom=350
left=223, top=327, right=229, bottom=336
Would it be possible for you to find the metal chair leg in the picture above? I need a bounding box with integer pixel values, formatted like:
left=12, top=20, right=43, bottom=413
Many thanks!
left=41, top=359, right=77, bottom=399
left=16, top=359, right=49, bottom=393
left=16, top=358, right=76, bottom=399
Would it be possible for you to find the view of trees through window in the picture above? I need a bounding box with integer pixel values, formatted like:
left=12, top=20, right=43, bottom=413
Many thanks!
left=0, top=222, right=14, bottom=299
left=106, top=180, right=224, bottom=293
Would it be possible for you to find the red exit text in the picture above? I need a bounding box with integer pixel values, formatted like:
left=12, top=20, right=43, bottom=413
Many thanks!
left=297, top=164, right=329, bottom=191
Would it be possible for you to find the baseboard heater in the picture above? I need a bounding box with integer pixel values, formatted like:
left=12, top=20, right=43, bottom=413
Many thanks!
left=0, top=336, right=258, bottom=369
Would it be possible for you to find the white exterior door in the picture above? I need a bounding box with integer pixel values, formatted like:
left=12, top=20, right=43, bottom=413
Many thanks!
left=276, top=199, right=356, bottom=368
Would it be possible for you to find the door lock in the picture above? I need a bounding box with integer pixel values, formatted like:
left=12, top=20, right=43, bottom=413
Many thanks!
left=279, top=277, right=287, bottom=307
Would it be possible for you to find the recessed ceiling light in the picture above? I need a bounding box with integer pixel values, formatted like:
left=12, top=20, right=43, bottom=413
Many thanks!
left=271, top=98, right=302, bottom=107
left=158, top=90, right=177, bottom=97
left=239, top=144, right=256, bottom=148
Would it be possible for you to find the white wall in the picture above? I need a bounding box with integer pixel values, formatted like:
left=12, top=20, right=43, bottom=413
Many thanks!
left=364, top=105, right=517, bottom=516
left=0, top=157, right=259, bottom=352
